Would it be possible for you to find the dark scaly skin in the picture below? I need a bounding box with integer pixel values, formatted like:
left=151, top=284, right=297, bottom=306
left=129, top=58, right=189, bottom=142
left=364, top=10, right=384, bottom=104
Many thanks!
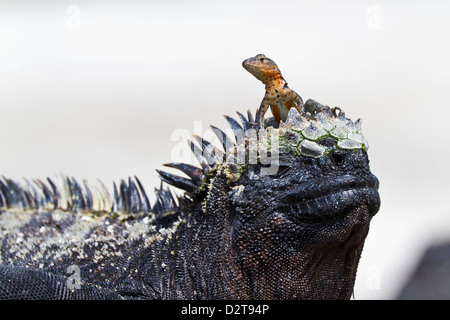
left=243, top=54, right=303, bottom=125
left=0, top=147, right=379, bottom=299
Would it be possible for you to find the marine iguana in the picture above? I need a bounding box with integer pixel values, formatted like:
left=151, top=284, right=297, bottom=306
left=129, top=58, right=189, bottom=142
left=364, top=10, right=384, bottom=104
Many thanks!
left=243, top=53, right=303, bottom=125
left=0, top=56, right=380, bottom=300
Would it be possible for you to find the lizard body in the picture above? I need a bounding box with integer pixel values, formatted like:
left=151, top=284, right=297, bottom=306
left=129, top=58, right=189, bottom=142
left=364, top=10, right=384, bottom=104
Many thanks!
left=242, top=54, right=303, bottom=125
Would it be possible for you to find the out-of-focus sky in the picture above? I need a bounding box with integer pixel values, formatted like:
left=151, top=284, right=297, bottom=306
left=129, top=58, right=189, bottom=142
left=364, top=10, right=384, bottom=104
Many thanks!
left=0, top=0, right=449, bottom=299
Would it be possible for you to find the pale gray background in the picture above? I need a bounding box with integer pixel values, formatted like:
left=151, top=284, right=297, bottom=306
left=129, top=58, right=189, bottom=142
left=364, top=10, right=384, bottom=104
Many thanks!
left=0, top=0, right=449, bottom=299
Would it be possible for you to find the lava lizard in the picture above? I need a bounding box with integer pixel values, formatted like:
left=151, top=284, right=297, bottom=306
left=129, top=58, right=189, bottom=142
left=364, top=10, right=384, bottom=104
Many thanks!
left=242, top=53, right=303, bottom=126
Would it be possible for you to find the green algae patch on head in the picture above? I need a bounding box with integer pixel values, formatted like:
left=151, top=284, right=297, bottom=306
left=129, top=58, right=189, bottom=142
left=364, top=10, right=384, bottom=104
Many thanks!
left=194, top=100, right=371, bottom=185
left=273, top=100, right=369, bottom=158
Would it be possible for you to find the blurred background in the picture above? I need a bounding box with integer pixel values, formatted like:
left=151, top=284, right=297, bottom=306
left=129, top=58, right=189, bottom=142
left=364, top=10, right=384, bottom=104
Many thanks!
left=0, top=0, right=449, bottom=299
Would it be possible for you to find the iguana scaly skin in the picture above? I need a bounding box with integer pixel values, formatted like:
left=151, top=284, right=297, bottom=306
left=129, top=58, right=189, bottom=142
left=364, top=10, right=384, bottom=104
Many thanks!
left=0, top=56, right=380, bottom=300
left=243, top=54, right=303, bottom=125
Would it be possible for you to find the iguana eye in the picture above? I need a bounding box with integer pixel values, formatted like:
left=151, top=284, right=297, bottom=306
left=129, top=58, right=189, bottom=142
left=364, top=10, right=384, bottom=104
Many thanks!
left=331, top=153, right=345, bottom=165
left=260, top=58, right=264, bottom=62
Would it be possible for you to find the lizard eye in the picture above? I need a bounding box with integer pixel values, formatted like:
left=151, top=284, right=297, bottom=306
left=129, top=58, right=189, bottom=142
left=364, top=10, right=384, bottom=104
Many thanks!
left=259, top=58, right=264, bottom=62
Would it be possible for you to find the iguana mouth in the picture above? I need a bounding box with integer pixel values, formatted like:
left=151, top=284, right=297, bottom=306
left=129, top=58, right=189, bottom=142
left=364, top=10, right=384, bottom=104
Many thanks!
left=280, top=175, right=380, bottom=219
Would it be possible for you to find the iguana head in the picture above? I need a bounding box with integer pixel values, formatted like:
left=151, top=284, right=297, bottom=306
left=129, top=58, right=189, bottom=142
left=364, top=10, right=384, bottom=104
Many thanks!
left=159, top=100, right=380, bottom=299
left=225, top=148, right=379, bottom=299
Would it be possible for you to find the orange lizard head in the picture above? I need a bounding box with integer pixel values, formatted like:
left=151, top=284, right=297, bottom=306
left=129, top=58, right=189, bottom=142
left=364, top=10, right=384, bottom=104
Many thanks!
left=242, top=54, right=283, bottom=84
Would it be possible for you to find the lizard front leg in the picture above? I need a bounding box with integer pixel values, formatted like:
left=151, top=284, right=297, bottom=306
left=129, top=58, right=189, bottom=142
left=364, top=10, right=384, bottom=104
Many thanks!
left=256, top=97, right=270, bottom=128
left=287, top=89, right=303, bottom=110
